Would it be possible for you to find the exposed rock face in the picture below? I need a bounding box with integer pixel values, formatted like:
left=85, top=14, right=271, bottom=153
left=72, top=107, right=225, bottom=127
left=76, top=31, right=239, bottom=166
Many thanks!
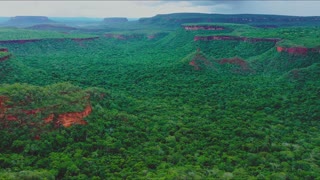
left=188, top=50, right=212, bottom=70
left=103, top=17, right=128, bottom=23
left=0, top=96, right=92, bottom=128
left=183, top=25, right=225, bottom=31
left=0, top=48, right=8, bottom=52
left=0, top=55, right=11, bottom=62
left=217, top=57, right=252, bottom=73
left=276, top=46, right=320, bottom=55
left=194, top=35, right=281, bottom=43
left=44, top=104, right=92, bottom=127
left=0, top=48, right=11, bottom=61
left=0, top=96, right=7, bottom=119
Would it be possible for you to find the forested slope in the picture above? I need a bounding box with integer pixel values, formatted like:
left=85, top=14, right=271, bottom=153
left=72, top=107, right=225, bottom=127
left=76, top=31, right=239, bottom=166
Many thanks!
left=0, top=22, right=319, bottom=179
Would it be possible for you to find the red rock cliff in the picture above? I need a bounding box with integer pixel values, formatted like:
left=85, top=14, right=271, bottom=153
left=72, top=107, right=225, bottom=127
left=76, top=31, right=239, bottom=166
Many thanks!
left=1, top=95, right=92, bottom=128
left=0, top=48, right=8, bottom=52
left=194, top=35, right=280, bottom=43
left=276, top=46, right=320, bottom=55
left=0, top=55, right=11, bottom=62
left=0, top=96, right=7, bottom=119
left=44, top=104, right=92, bottom=127
left=217, top=57, right=252, bottom=73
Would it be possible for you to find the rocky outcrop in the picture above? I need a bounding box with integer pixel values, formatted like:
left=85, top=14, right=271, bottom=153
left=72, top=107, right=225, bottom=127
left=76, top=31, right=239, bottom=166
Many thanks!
left=103, top=17, right=128, bottom=23
left=0, top=96, right=7, bottom=119
left=0, top=48, right=11, bottom=61
left=188, top=50, right=213, bottom=70
left=0, top=54, right=11, bottom=62
left=44, top=104, right=91, bottom=127
left=217, top=57, right=251, bottom=72
left=0, top=48, right=8, bottom=52
left=194, top=35, right=281, bottom=43
left=0, top=95, right=92, bottom=128
left=183, top=25, right=225, bottom=31
left=276, top=46, right=320, bottom=55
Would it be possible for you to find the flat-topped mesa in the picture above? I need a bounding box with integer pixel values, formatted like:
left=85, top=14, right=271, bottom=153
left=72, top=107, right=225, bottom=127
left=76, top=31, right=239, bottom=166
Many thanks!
left=103, top=17, right=128, bottom=23
left=194, top=35, right=281, bottom=43
left=7, top=16, right=54, bottom=24
left=276, top=46, right=320, bottom=55
left=183, top=25, right=225, bottom=31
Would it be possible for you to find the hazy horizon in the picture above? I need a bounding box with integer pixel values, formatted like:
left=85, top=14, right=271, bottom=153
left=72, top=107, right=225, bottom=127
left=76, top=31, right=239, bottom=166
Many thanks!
left=0, top=1, right=320, bottom=19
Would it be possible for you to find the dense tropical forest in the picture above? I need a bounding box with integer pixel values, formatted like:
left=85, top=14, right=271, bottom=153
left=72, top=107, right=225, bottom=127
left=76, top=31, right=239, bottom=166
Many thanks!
left=0, top=13, right=319, bottom=179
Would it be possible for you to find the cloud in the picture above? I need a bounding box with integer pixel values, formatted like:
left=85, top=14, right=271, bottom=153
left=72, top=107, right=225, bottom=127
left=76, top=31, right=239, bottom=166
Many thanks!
left=0, top=1, right=211, bottom=18
left=0, top=1, right=319, bottom=18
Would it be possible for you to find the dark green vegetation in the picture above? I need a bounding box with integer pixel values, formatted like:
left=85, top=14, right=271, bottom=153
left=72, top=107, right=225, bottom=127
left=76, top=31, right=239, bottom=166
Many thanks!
left=139, top=13, right=320, bottom=27
left=0, top=28, right=96, bottom=41
left=0, top=14, right=320, bottom=179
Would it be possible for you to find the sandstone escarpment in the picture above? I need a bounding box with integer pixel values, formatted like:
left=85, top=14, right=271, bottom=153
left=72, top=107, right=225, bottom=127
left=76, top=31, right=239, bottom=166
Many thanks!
left=0, top=95, right=92, bottom=128
left=217, top=57, right=251, bottom=72
left=0, top=48, right=11, bottom=61
left=276, top=46, right=320, bottom=55
left=194, top=35, right=281, bottom=43
left=0, top=48, right=8, bottom=52
left=44, top=104, right=91, bottom=127
left=183, top=25, right=225, bottom=31
left=188, top=50, right=213, bottom=70
left=6, top=16, right=54, bottom=25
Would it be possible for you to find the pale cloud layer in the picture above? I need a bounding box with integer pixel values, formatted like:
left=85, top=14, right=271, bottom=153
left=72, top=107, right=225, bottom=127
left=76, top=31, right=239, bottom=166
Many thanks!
left=0, top=1, right=319, bottom=18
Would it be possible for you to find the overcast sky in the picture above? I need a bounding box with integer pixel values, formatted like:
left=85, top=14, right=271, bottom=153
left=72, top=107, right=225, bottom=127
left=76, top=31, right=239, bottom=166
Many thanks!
left=0, top=1, right=320, bottom=18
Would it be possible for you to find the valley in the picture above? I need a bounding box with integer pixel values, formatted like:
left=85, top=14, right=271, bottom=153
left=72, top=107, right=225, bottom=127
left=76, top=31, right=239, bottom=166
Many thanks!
left=0, top=13, right=319, bottom=179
